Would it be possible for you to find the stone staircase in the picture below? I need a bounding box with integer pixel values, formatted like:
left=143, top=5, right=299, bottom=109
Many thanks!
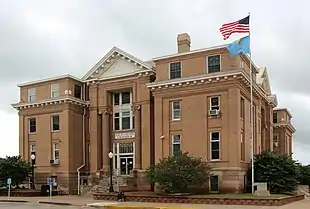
left=81, top=169, right=129, bottom=196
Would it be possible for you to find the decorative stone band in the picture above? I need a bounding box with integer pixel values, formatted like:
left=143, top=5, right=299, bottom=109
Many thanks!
left=274, top=123, right=296, bottom=133
left=85, top=70, right=155, bottom=86
left=147, top=70, right=277, bottom=108
left=11, top=96, right=89, bottom=110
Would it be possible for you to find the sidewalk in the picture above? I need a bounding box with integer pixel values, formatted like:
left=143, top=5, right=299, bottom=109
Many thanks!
left=0, top=195, right=309, bottom=208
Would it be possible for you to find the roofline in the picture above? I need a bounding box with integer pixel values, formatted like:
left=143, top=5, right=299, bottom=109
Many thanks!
left=152, top=44, right=259, bottom=74
left=17, top=74, right=83, bottom=87
left=273, top=107, right=293, bottom=118
left=152, top=44, right=227, bottom=61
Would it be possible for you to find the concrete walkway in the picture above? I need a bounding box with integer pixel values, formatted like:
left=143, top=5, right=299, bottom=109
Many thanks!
left=0, top=195, right=309, bottom=208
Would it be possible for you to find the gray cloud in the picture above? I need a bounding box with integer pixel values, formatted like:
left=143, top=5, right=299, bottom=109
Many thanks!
left=0, top=0, right=309, bottom=163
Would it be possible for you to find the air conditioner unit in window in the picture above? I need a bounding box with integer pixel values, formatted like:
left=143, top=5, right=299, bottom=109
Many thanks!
left=209, top=109, right=220, bottom=116
left=50, top=159, right=59, bottom=165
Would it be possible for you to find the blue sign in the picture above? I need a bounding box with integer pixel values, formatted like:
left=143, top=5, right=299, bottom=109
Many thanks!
left=7, top=178, right=11, bottom=185
left=47, top=178, right=53, bottom=186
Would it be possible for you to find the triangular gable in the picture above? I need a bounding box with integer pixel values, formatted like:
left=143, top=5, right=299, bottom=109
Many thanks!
left=256, top=67, right=272, bottom=95
left=82, top=46, right=154, bottom=81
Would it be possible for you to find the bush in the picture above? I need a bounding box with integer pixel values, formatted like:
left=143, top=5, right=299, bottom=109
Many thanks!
left=297, top=164, right=310, bottom=185
left=147, top=152, right=212, bottom=194
left=250, top=151, right=300, bottom=193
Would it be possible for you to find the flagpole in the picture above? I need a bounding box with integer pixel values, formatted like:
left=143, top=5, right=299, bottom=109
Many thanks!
left=248, top=12, right=255, bottom=194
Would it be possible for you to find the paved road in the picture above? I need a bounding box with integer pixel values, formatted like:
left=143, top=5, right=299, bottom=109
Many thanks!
left=0, top=202, right=87, bottom=209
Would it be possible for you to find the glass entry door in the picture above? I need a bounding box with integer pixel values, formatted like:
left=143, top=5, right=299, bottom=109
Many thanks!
left=120, top=156, right=134, bottom=175
left=210, top=176, right=219, bottom=193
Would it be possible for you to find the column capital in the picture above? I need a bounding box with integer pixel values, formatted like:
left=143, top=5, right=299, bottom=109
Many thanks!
left=131, top=104, right=141, bottom=114
left=99, top=106, right=113, bottom=115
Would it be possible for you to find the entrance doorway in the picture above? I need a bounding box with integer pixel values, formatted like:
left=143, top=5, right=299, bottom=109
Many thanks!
left=210, top=175, right=219, bottom=193
left=113, top=142, right=135, bottom=176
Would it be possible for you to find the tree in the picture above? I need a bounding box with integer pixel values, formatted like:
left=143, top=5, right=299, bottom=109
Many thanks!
left=147, top=152, right=212, bottom=194
left=250, top=151, right=300, bottom=193
left=297, top=164, right=310, bottom=185
left=0, top=156, right=32, bottom=187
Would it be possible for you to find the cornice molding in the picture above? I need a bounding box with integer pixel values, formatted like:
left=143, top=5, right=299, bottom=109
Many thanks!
left=11, top=96, right=89, bottom=110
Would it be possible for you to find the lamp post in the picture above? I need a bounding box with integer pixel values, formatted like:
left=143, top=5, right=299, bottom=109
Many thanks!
left=108, top=152, right=114, bottom=192
left=30, top=154, right=36, bottom=190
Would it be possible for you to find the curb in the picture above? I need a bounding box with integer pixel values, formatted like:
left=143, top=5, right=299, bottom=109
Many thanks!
left=0, top=199, right=29, bottom=203
left=38, top=201, right=72, bottom=206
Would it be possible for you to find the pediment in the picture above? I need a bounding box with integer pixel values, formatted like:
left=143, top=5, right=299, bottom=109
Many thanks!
left=82, top=46, right=154, bottom=81
left=257, top=67, right=271, bottom=95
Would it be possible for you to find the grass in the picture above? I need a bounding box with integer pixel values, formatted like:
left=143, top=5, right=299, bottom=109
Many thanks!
left=206, top=193, right=289, bottom=198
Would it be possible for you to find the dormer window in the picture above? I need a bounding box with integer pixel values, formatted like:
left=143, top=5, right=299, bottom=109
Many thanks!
left=207, top=55, right=221, bottom=73
left=169, top=62, right=181, bottom=79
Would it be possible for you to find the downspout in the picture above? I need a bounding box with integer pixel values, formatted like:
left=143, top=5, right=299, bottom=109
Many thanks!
left=77, top=83, right=87, bottom=195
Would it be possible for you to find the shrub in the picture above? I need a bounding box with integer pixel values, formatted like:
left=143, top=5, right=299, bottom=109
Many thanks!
left=147, top=152, right=212, bottom=194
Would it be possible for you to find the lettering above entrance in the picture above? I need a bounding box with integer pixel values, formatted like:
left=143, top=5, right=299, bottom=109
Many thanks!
left=114, top=132, right=135, bottom=139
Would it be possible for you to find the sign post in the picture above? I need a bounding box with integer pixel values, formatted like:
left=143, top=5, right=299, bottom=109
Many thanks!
left=47, top=178, right=53, bottom=199
left=7, top=178, right=11, bottom=200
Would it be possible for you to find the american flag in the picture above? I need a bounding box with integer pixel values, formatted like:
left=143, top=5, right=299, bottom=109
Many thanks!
left=219, top=15, right=250, bottom=40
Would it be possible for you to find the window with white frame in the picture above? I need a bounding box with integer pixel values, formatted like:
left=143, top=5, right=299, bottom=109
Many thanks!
left=51, top=83, right=60, bottom=98
left=169, top=62, right=182, bottom=79
left=28, top=88, right=36, bottom=102
left=210, top=97, right=220, bottom=110
left=171, top=101, right=181, bottom=120
left=210, top=131, right=220, bottom=160
left=29, top=118, right=36, bottom=133
left=207, top=55, right=221, bottom=73
left=51, top=115, right=60, bottom=131
left=172, top=134, right=181, bottom=155
left=113, top=92, right=133, bottom=130
left=53, top=142, right=59, bottom=161
left=29, top=143, right=36, bottom=164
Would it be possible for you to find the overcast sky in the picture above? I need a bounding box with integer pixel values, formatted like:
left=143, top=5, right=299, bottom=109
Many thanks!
left=0, top=0, right=309, bottom=164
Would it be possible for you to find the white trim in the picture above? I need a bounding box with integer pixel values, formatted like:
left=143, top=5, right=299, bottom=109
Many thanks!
left=51, top=83, right=60, bottom=98
left=172, top=134, right=181, bottom=155
left=11, top=96, right=89, bottom=110
left=210, top=96, right=220, bottom=111
left=51, top=114, right=60, bottom=132
left=147, top=70, right=242, bottom=88
left=52, top=142, right=60, bottom=161
left=82, top=46, right=154, bottom=81
left=207, top=54, right=221, bottom=74
left=113, top=92, right=133, bottom=130
left=171, top=101, right=181, bottom=121
left=28, top=118, right=36, bottom=134
left=28, top=88, right=36, bottom=102
left=210, top=131, right=220, bottom=161
left=168, top=61, right=182, bottom=80
left=18, top=74, right=82, bottom=87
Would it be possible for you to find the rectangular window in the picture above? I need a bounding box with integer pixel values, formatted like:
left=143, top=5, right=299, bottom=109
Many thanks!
left=241, top=132, right=245, bottom=161
left=114, top=111, right=132, bottom=130
left=29, top=118, right=36, bottom=133
left=74, top=85, right=82, bottom=99
left=51, top=115, right=60, bottom=131
left=210, top=97, right=220, bottom=110
left=28, top=88, right=36, bottom=102
left=51, top=83, right=60, bottom=98
left=121, top=92, right=131, bottom=104
left=113, top=92, right=131, bottom=106
left=207, top=55, right=221, bottom=73
left=172, top=134, right=181, bottom=156
left=273, top=113, right=278, bottom=123
left=53, top=142, right=59, bottom=161
left=273, top=134, right=278, bottom=143
left=240, top=97, right=245, bottom=119
left=171, top=101, right=181, bottom=120
left=29, top=143, right=36, bottom=164
left=169, top=62, right=181, bottom=79
left=210, top=131, right=220, bottom=160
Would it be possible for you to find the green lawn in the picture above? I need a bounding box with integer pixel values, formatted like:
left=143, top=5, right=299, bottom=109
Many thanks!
left=206, top=193, right=289, bottom=198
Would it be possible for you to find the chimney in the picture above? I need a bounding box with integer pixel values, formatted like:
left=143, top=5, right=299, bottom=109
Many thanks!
left=177, top=33, right=191, bottom=53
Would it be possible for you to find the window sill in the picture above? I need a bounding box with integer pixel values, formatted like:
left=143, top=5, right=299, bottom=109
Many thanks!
left=29, top=132, right=36, bottom=135
left=51, top=130, right=60, bottom=133
left=210, top=159, right=220, bottom=162
left=171, top=119, right=181, bottom=122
